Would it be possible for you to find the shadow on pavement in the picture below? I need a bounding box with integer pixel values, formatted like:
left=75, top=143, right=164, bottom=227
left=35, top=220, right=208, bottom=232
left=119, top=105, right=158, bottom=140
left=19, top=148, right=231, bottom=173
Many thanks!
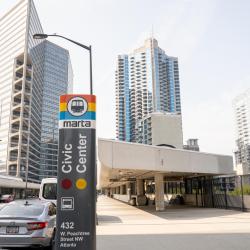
left=98, top=215, right=122, bottom=224
left=137, top=205, right=245, bottom=220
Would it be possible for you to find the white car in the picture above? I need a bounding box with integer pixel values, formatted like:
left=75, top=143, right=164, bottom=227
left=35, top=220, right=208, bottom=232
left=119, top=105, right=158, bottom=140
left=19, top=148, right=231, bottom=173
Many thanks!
left=0, top=194, right=14, bottom=203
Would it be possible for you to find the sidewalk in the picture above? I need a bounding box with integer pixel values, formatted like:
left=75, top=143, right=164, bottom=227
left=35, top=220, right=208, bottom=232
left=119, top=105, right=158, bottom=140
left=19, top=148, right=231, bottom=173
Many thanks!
left=97, top=195, right=250, bottom=250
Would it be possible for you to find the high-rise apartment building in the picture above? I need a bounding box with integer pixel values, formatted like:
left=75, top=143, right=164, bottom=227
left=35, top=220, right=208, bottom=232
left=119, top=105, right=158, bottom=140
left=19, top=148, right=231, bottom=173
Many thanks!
left=0, top=0, right=73, bottom=182
left=115, top=38, right=181, bottom=142
left=233, top=89, right=250, bottom=174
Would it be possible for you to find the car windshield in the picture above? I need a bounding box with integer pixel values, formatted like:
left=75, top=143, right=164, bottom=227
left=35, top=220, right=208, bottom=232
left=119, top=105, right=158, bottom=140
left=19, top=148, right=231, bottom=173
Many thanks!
left=0, top=204, right=44, bottom=217
left=43, top=183, right=57, bottom=200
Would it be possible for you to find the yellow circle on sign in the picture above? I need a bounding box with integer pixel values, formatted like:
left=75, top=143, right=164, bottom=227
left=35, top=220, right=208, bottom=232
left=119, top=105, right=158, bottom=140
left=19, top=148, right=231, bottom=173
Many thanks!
left=76, top=178, right=87, bottom=190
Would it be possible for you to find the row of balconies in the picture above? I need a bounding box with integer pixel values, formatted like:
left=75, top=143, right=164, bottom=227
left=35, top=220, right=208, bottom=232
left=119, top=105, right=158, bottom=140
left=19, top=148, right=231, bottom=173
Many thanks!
left=15, top=75, right=32, bottom=82
left=10, top=139, right=28, bottom=148
left=130, top=59, right=146, bottom=64
left=7, top=55, right=33, bottom=174
left=13, top=93, right=30, bottom=103
left=11, top=124, right=29, bottom=133
left=14, top=85, right=31, bottom=95
left=16, top=59, right=32, bottom=69
left=12, top=110, right=29, bottom=119
left=9, top=150, right=27, bottom=162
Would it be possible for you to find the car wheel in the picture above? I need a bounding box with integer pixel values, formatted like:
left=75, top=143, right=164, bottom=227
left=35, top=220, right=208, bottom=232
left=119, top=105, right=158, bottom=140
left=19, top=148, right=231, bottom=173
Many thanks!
left=43, top=231, right=55, bottom=250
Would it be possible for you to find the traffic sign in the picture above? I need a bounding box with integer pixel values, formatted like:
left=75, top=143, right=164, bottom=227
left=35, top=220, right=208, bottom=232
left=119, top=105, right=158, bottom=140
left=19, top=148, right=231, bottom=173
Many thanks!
left=56, top=94, right=96, bottom=250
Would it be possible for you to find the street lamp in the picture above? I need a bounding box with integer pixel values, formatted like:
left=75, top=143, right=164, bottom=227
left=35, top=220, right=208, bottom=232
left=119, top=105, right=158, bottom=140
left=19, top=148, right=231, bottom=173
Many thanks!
left=33, top=33, right=93, bottom=95
left=34, top=33, right=97, bottom=249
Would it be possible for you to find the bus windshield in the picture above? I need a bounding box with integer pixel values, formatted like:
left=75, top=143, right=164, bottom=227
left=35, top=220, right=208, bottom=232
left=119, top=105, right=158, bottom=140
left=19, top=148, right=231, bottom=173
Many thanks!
left=42, top=183, right=57, bottom=200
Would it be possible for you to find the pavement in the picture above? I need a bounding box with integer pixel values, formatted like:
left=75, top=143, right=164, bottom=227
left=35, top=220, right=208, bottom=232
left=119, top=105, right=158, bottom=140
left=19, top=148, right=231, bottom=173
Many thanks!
left=97, top=195, right=250, bottom=250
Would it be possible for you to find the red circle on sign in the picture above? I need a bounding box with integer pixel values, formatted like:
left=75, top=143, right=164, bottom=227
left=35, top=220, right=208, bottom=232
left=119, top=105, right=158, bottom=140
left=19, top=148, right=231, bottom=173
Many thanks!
left=61, top=179, right=72, bottom=189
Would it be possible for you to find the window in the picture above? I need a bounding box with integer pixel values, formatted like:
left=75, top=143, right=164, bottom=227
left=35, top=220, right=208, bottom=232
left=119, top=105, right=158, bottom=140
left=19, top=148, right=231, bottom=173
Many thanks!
left=0, top=204, right=44, bottom=216
left=42, top=183, right=57, bottom=200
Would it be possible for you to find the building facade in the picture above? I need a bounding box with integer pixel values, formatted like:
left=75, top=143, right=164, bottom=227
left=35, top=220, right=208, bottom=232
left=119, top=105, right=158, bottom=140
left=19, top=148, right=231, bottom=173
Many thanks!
left=0, top=0, right=72, bottom=182
left=233, top=89, right=250, bottom=174
left=115, top=38, right=181, bottom=143
left=137, top=112, right=183, bottom=148
left=39, top=41, right=73, bottom=179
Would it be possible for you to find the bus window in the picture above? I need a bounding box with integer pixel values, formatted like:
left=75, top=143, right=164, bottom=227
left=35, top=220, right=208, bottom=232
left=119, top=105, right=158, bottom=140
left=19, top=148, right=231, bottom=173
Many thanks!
left=42, top=183, right=57, bottom=200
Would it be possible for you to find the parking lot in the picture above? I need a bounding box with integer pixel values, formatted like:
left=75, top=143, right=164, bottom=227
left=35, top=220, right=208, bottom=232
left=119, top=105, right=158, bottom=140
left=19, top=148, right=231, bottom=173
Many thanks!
left=97, top=196, right=250, bottom=250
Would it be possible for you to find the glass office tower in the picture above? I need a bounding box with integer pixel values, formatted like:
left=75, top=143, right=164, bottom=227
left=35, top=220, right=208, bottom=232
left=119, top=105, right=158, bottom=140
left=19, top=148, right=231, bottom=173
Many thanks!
left=115, top=38, right=181, bottom=142
left=40, top=41, right=73, bottom=179
left=0, top=0, right=73, bottom=182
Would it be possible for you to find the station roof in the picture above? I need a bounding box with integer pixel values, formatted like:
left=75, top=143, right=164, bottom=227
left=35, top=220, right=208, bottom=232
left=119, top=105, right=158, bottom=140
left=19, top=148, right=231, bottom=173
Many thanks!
left=98, top=139, right=234, bottom=188
left=0, top=174, right=40, bottom=189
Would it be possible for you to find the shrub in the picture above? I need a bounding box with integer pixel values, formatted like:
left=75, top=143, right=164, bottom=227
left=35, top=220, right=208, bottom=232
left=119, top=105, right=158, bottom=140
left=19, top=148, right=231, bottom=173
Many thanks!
left=229, top=185, right=250, bottom=196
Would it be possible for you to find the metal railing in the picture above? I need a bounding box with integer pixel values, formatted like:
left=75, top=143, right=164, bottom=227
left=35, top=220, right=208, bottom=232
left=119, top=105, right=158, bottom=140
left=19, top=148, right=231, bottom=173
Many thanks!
left=184, top=175, right=250, bottom=211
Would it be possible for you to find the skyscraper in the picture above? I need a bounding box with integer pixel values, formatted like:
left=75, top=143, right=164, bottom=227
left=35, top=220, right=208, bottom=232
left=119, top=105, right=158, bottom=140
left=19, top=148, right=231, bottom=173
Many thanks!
left=39, top=41, right=73, bottom=179
left=233, top=89, right=250, bottom=174
left=115, top=38, right=181, bottom=142
left=0, top=0, right=73, bottom=182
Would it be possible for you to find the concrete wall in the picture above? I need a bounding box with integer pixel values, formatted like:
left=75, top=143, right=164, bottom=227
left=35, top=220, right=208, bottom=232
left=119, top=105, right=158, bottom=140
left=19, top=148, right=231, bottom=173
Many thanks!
left=151, top=113, right=183, bottom=149
left=243, top=195, right=250, bottom=210
left=113, top=194, right=130, bottom=203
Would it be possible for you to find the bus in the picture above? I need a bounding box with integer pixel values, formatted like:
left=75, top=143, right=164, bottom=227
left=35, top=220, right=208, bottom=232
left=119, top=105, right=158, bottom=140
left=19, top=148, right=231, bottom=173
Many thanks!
left=39, top=178, right=57, bottom=205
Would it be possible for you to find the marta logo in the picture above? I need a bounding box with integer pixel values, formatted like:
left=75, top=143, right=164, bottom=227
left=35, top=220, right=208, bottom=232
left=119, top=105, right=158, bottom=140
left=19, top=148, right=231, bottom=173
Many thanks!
left=67, top=97, right=88, bottom=117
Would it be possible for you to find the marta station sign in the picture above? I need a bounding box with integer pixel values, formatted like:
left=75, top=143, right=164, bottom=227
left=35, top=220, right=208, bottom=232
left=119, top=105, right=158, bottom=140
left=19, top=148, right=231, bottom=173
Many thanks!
left=56, top=94, right=96, bottom=250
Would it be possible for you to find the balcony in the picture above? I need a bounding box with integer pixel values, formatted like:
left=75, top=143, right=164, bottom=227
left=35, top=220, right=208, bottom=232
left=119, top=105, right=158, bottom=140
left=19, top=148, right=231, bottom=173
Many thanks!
left=23, top=112, right=29, bottom=119
left=26, top=64, right=32, bottom=71
left=15, top=72, right=23, bottom=79
left=26, top=76, right=32, bottom=82
left=11, top=118, right=21, bottom=125
left=12, top=105, right=22, bottom=111
left=15, top=64, right=24, bottom=74
left=22, top=125, right=28, bottom=132
left=10, top=142, right=18, bottom=148
left=14, top=91, right=22, bottom=99
left=14, top=87, right=22, bottom=94
left=25, top=86, right=31, bottom=94
left=13, top=98, right=21, bottom=106
left=16, top=60, right=23, bottom=67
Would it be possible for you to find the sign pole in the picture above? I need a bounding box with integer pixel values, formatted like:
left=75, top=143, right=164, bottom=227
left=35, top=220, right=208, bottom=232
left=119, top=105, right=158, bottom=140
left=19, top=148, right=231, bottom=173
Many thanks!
left=56, top=94, right=96, bottom=250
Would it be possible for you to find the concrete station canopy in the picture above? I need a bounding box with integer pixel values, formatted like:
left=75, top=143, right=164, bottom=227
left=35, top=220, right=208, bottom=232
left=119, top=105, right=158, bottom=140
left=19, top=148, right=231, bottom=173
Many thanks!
left=0, top=174, right=40, bottom=189
left=98, top=139, right=234, bottom=188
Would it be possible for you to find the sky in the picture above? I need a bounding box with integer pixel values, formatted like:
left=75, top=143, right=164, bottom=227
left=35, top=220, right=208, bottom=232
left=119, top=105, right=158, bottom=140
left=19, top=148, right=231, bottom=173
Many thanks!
left=1, top=0, right=250, bottom=156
